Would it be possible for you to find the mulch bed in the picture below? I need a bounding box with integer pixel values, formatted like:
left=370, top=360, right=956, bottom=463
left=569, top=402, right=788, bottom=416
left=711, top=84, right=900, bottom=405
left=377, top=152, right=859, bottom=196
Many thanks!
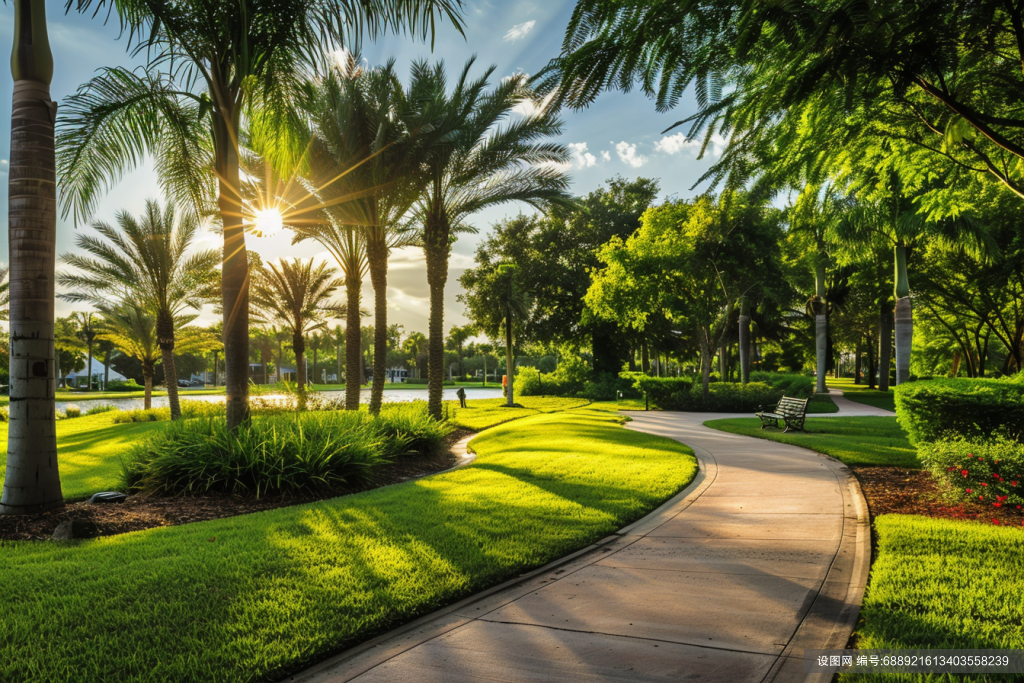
left=853, top=466, right=1024, bottom=528
left=0, top=429, right=471, bottom=542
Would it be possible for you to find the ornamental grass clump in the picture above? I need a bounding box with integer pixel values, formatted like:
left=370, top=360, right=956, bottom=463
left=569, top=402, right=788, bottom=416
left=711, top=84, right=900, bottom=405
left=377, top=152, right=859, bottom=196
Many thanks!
left=921, top=437, right=1024, bottom=515
left=376, top=402, right=453, bottom=455
left=112, top=400, right=225, bottom=423
left=122, top=412, right=391, bottom=497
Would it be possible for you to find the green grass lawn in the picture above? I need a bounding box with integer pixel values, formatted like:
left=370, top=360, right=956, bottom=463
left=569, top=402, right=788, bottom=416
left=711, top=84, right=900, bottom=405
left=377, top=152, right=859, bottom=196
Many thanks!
left=0, top=403, right=697, bottom=683
left=704, top=416, right=919, bottom=468
left=842, top=515, right=1024, bottom=683
left=446, top=396, right=591, bottom=431
left=0, top=413, right=169, bottom=501
left=828, top=376, right=896, bottom=412
left=56, top=387, right=226, bottom=401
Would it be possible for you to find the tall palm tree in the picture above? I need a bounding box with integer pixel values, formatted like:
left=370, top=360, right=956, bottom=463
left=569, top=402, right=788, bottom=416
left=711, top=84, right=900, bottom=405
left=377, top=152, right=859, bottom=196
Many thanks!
left=406, top=58, right=571, bottom=419
left=308, top=331, right=325, bottom=385
left=495, top=265, right=530, bottom=407
left=72, top=312, right=98, bottom=391
left=57, top=1, right=463, bottom=431
left=2, top=0, right=63, bottom=515
left=96, top=304, right=161, bottom=410
left=297, top=56, right=426, bottom=415
left=251, top=328, right=276, bottom=385
left=250, top=259, right=342, bottom=408
left=58, top=200, right=219, bottom=419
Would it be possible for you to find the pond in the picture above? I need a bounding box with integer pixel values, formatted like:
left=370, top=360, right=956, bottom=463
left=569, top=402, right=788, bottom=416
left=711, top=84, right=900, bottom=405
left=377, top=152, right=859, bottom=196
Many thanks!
left=54, top=387, right=506, bottom=412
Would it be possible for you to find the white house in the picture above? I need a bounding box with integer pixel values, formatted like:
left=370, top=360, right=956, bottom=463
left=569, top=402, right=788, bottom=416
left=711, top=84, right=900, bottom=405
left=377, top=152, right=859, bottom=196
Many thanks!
left=64, top=359, right=128, bottom=389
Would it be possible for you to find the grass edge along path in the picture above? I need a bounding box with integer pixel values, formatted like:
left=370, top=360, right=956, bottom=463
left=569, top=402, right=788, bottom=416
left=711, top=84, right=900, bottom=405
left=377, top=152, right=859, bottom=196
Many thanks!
left=840, top=515, right=1024, bottom=682
left=703, top=416, right=918, bottom=468
left=0, top=404, right=697, bottom=683
left=827, top=377, right=897, bottom=412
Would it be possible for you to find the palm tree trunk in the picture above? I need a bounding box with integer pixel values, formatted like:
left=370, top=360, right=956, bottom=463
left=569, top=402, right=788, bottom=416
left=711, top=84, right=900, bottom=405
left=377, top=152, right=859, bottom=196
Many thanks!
left=337, top=342, right=343, bottom=386
left=505, top=315, right=514, bottom=407
left=86, top=342, right=93, bottom=391
left=425, top=233, right=448, bottom=421
left=156, top=312, right=181, bottom=420
left=215, top=107, right=250, bottom=431
left=879, top=303, right=893, bottom=392
left=212, top=351, right=218, bottom=387
left=293, top=333, right=306, bottom=410
left=345, top=273, right=362, bottom=410
left=2, top=0, right=62, bottom=515
left=104, top=348, right=110, bottom=391
left=894, top=245, right=913, bottom=385
left=143, top=360, right=154, bottom=411
left=313, top=348, right=318, bottom=386
left=738, top=296, right=751, bottom=385
left=367, top=242, right=388, bottom=415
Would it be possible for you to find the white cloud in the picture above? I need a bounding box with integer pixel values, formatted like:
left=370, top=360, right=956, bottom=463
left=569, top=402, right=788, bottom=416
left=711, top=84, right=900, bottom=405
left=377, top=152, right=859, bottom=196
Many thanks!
left=615, top=141, right=648, bottom=168
left=600, top=150, right=611, bottom=162
left=654, top=131, right=729, bottom=158
left=568, top=142, right=597, bottom=169
left=512, top=90, right=555, bottom=118
left=504, top=20, right=536, bottom=42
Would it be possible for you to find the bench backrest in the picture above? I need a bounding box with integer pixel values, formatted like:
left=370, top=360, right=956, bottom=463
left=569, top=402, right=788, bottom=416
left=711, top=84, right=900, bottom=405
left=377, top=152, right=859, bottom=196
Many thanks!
left=776, top=396, right=808, bottom=416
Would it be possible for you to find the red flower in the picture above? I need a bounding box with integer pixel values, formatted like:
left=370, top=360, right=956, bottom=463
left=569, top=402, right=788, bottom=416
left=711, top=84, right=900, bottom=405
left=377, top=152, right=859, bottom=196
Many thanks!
left=966, top=489, right=973, bottom=493
left=994, top=503, right=1002, bottom=508
left=979, top=495, right=985, bottom=500
left=1012, top=481, right=1019, bottom=487
left=962, top=470, right=969, bottom=477
left=982, top=482, right=988, bottom=487
left=993, top=519, right=1000, bottom=525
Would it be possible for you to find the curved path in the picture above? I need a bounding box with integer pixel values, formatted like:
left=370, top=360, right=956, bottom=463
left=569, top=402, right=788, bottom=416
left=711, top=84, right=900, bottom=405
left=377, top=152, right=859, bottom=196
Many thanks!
left=289, top=408, right=871, bottom=683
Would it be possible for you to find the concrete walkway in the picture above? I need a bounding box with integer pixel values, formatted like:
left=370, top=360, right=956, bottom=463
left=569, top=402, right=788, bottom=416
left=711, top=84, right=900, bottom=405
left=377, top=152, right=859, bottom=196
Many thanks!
left=288, top=410, right=871, bottom=683
left=825, top=390, right=896, bottom=417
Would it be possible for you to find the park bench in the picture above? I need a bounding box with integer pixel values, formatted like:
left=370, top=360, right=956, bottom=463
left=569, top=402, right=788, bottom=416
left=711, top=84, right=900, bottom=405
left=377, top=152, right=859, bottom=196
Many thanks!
left=756, top=396, right=809, bottom=433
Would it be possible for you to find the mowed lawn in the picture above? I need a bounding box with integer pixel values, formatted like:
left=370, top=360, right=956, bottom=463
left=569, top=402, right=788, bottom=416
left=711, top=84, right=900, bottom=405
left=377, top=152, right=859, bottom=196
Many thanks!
left=0, top=404, right=697, bottom=683
left=842, top=515, right=1024, bottom=682
left=704, top=416, right=918, bottom=468
left=447, top=396, right=591, bottom=431
left=0, top=413, right=168, bottom=500
left=828, top=377, right=897, bottom=412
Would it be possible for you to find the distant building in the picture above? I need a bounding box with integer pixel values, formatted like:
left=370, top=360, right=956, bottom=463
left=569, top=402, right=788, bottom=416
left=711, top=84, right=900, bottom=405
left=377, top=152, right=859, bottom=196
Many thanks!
left=64, top=359, right=128, bottom=389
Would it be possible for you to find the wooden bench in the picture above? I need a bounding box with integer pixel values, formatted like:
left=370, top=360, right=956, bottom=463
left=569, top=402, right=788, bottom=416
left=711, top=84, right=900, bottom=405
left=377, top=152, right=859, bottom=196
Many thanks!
left=756, top=396, right=809, bottom=433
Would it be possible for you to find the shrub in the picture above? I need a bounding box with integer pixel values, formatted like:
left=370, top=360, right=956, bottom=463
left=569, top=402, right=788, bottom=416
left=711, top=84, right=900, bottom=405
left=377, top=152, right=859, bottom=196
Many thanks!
left=86, top=404, right=118, bottom=416
left=624, top=374, right=783, bottom=412
left=920, top=436, right=1024, bottom=512
left=104, top=379, right=145, bottom=392
left=403, top=378, right=429, bottom=385
left=895, top=378, right=1024, bottom=445
left=112, top=401, right=225, bottom=424
left=0, top=407, right=8, bottom=422
left=749, top=371, right=815, bottom=399
left=64, top=405, right=82, bottom=419
left=121, top=406, right=452, bottom=497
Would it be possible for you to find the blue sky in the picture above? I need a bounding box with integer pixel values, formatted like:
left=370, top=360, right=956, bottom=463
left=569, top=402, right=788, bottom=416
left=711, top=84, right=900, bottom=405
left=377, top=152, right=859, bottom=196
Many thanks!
left=0, top=1, right=723, bottom=336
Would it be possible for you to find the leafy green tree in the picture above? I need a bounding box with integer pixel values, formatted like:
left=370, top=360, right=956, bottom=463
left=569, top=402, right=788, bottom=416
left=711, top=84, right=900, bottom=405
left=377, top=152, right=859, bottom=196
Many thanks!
left=403, top=331, right=428, bottom=379
left=2, top=0, right=62, bottom=514
left=250, top=259, right=342, bottom=408
left=57, top=0, right=463, bottom=431
left=446, top=324, right=476, bottom=378
left=406, top=58, right=571, bottom=419
left=58, top=200, right=218, bottom=417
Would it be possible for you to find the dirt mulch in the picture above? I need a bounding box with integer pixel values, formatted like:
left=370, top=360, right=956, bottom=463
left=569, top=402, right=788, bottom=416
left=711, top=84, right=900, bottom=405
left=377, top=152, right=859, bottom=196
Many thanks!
left=853, top=466, right=1024, bottom=528
left=0, top=430, right=471, bottom=542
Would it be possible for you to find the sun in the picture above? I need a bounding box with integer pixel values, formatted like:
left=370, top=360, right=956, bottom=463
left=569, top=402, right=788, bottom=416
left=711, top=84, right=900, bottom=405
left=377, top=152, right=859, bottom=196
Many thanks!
left=252, top=207, right=283, bottom=237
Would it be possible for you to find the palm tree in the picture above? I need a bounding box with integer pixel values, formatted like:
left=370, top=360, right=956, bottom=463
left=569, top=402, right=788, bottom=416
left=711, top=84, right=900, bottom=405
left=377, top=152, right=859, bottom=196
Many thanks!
left=57, top=1, right=463, bottom=432
left=58, top=200, right=219, bottom=419
left=297, top=56, right=426, bottom=415
left=406, top=58, right=571, bottom=419
left=251, top=328, right=276, bottom=385
left=72, top=312, right=98, bottom=391
left=250, top=259, right=342, bottom=408
left=308, top=331, right=325, bottom=385
left=403, top=331, right=428, bottom=379
left=330, top=324, right=346, bottom=384
left=446, top=324, right=475, bottom=378
left=495, top=265, right=530, bottom=407
left=96, top=304, right=161, bottom=410
left=1, top=0, right=63, bottom=515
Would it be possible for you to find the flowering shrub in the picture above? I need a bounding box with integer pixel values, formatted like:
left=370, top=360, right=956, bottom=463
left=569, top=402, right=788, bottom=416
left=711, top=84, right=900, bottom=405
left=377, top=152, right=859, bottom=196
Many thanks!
left=920, top=436, right=1024, bottom=514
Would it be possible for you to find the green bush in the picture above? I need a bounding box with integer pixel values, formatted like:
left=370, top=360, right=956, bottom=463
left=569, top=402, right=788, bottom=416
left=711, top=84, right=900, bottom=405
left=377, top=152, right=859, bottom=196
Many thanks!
left=103, top=379, right=145, bottom=392
left=86, top=404, right=118, bottom=416
left=920, top=436, right=1024, bottom=512
left=0, top=407, right=8, bottom=423
left=112, top=401, right=225, bottom=424
left=624, top=374, right=783, bottom=412
left=749, top=371, right=815, bottom=399
left=895, top=378, right=1024, bottom=445
left=64, top=405, right=82, bottom=418
left=122, top=406, right=452, bottom=497
left=403, top=378, right=429, bottom=385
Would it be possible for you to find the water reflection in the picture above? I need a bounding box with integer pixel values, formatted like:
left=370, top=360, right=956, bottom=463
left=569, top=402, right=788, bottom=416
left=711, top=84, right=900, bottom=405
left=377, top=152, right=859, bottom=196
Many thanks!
left=55, top=387, right=505, bottom=412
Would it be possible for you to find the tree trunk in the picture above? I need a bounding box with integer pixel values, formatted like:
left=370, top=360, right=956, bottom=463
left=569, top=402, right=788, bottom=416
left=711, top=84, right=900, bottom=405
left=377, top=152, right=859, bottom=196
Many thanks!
left=312, top=348, right=318, bottom=386
left=505, top=315, right=514, bottom=407
left=893, top=244, right=913, bottom=386
left=425, top=232, right=448, bottom=421
left=86, top=342, right=93, bottom=391
left=641, top=338, right=650, bottom=374
left=262, top=346, right=268, bottom=385
left=951, top=350, right=961, bottom=377
left=866, top=330, right=876, bottom=389
left=345, top=273, right=362, bottom=410
left=813, top=260, right=827, bottom=394
left=215, top=104, right=249, bottom=431
left=293, top=333, right=306, bottom=410
left=2, top=0, right=62, bottom=515
left=213, top=351, right=218, bottom=387
left=879, top=304, right=893, bottom=392
left=738, top=297, right=751, bottom=385
left=336, top=342, right=343, bottom=385
left=367, top=241, right=388, bottom=416
left=156, top=311, right=181, bottom=420
left=700, top=333, right=712, bottom=403
left=854, top=339, right=863, bottom=384
left=103, top=348, right=110, bottom=390
left=142, top=360, right=154, bottom=411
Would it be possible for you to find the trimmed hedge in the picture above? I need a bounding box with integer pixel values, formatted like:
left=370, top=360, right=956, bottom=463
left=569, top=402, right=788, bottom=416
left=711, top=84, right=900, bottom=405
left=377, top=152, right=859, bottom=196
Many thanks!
left=750, top=371, right=815, bottom=399
left=626, top=375, right=783, bottom=412
left=895, top=378, right=1024, bottom=445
